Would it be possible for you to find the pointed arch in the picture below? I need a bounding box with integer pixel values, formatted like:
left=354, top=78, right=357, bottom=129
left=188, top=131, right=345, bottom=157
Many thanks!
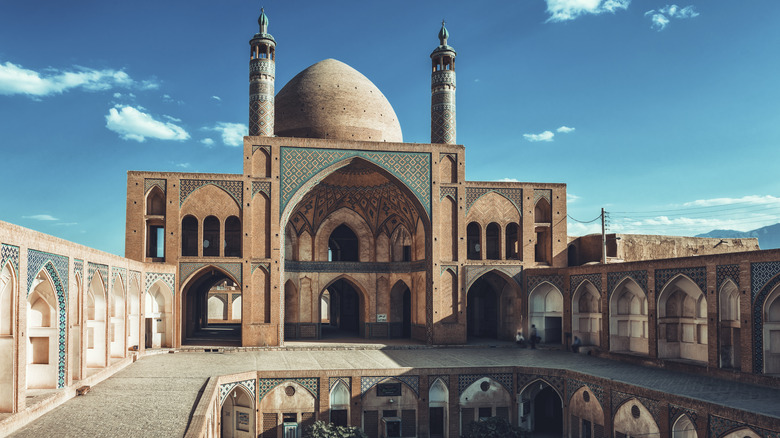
left=127, top=274, right=142, bottom=351
left=568, top=385, right=605, bottom=436
left=0, top=262, right=16, bottom=411
left=657, top=274, right=707, bottom=363
left=719, top=426, right=761, bottom=438
left=27, top=263, right=66, bottom=389
left=517, top=378, right=563, bottom=435
left=572, top=280, right=601, bottom=347
left=613, top=398, right=659, bottom=437
left=389, top=280, right=411, bottom=338
left=109, top=275, right=126, bottom=358
left=428, top=377, right=449, bottom=438
left=221, top=384, right=255, bottom=437
left=529, top=281, right=564, bottom=345
left=145, top=185, right=166, bottom=216
left=610, top=277, right=648, bottom=355
left=145, top=279, right=173, bottom=348
left=763, top=283, right=780, bottom=374
left=86, top=269, right=107, bottom=368
left=467, top=270, right=519, bottom=341
left=672, top=414, right=697, bottom=438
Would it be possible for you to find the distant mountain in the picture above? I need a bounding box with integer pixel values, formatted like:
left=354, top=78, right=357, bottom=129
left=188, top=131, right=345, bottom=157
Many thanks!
left=696, top=223, right=780, bottom=250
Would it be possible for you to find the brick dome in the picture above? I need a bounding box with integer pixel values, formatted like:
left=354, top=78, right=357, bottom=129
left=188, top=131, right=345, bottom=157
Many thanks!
left=274, top=59, right=403, bottom=142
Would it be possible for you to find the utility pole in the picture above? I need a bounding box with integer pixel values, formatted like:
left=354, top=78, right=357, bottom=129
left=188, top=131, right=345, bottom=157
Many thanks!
left=601, top=208, right=607, bottom=264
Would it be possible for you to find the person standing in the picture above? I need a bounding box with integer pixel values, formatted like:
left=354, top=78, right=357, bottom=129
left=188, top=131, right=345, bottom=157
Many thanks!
left=572, top=336, right=582, bottom=353
left=530, top=324, right=538, bottom=349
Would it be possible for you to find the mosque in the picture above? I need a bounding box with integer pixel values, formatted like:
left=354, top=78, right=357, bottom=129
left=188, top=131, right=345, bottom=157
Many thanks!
left=1, top=8, right=780, bottom=438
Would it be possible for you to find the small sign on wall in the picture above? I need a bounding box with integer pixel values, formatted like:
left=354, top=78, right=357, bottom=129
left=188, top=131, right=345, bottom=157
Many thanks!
left=377, top=314, right=387, bottom=322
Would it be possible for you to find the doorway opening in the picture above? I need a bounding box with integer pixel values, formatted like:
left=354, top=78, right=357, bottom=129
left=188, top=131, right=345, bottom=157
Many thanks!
left=182, top=268, right=241, bottom=346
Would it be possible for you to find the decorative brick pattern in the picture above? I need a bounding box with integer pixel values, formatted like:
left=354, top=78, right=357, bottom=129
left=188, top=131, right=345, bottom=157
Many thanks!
left=707, top=414, right=776, bottom=438
left=329, top=377, right=351, bottom=391
left=279, top=147, right=431, bottom=217
left=458, top=373, right=512, bottom=396
left=144, top=178, right=166, bottom=194
left=751, top=261, right=780, bottom=302
left=179, top=262, right=241, bottom=287
left=440, top=186, right=457, bottom=201
left=439, top=152, right=457, bottom=163
left=612, top=390, right=659, bottom=423
left=752, top=272, right=780, bottom=373
left=144, top=272, right=175, bottom=296
left=249, top=96, right=274, bottom=137
left=717, top=264, right=740, bottom=291
left=128, top=270, right=141, bottom=291
left=251, top=262, right=270, bottom=274
left=464, top=187, right=523, bottom=216
left=669, top=404, right=698, bottom=431
left=429, top=375, right=450, bottom=388
left=87, top=262, right=109, bottom=294
left=252, top=145, right=271, bottom=155
left=258, top=377, right=318, bottom=401
left=527, top=273, right=564, bottom=295
left=73, top=259, right=83, bottom=281
left=566, top=378, right=605, bottom=408
left=111, top=266, right=127, bottom=290
left=440, top=265, right=457, bottom=276
left=252, top=181, right=271, bottom=198
left=1, top=243, right=19, bottom=275
left=655, top=266, right=706, bottom=295
left=517, top=374, right=564, bottom=398
left=179, top=179, right=243, bottom=207
left=465, top=265, right=523, bottom=290
left=28, top=249, right=69, bottom=297
left=285, top=260, right=426, bottom=274
left=570, top=273, right=602, bottom=297
left=219, top=379, right=256, bottom=406
left=362, top=375, right=420, bottom=397
left=534, top=189, right=552, bottom=204
left=608, top=270, right=648, bottom=298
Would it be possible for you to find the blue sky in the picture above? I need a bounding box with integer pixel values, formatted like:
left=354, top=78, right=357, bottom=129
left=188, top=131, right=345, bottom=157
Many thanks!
left=1, top=0, right=779, bottom=256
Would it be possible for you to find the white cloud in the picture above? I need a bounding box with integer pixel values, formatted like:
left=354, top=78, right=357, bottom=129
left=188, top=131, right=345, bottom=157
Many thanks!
left=207, top=122, right=247, bottom=147
left=682, top=195, right=780, bottom=208
left=212, top=95, right=221, bottom=101
left=568, top=221, right=602, bottom=236
left=523, top=130, right=555, bottom=142
left=494, top=178, right=520, bottom=182
left=163, top=114, right=182, bottom=122
left=545, top=0, right=630, bottom=22
left=113, top=92, right=122, bottom=98
left=645, top=4, right=699, bottom=31
left=105, top=105, right=189, bottom=142
left=0, top=61, right=157, bottom=97
left=557, top=126, right=575, bottom=133
left=200, top=138, right=215, bottom=147
left=175, top=162, right=191, bottom=169
left=23, top=214, right=58, bottom=221
left=567, top=193, right=581, bottom=203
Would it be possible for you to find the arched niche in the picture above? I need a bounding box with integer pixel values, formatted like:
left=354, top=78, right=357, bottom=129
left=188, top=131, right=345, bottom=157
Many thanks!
left=145, top=280, right=173, bottom=349
left=609, top=278, right=648, bottom=355
left=440, top=155, right=456, bottom=183
left=467, top=271, right=518, bottom=341
left=518, top=379, right=562, bottom=435
left=466, top=222, right=481, bottom=260
left=221, top=385, right=255, bottom=438
left=203, top=216, right=221, bottom=257
left=109, top=276, right=126, bottom=359
left=763, top=284, right=780, bottom=374
left=127, top=276, right=142, bottom=351
left=146, top=186, right=165, bottom=216
left=27, top=269, right=60, bottom=389
left=0, top=262, right=15, bottom=412
left=389, top=280, right=411, bottom=338
left=252, top=146, right=271, bottom=178
left=672, top=414, right=697, bottom=438
left=529, top=282, right=564, bottom=345
left=534, top=198, right=551, bottom=223
left=439, top=269, right=458, bottom=324
left=720, top=427, right=762, bottom=438
left=314, top=208, right=373, bottom=262
left=572, top=281, right=601, bottom=347
left=224, top=216, right=242, bottom=258
left=258, top=381, right=317, bottom=438
left=389, top=225, right=412, bottom=262
left=613, top=399, right=659, bottom=437
left=181, top=215, right=199, bottom=257
left=329, top=380, right=350, bottom=427
left=568, top=385, right=605, bottom=437
left=485, top=222, right=501, bottom=260
left=657, top=275, right=707, bottom=363
left=86, top=271, right=107, bottom=368
left=439, top=196, right=457, bottom=262
left=428, top=378, right=449, bottom=438
left=362, top=377, right=419, bottom=438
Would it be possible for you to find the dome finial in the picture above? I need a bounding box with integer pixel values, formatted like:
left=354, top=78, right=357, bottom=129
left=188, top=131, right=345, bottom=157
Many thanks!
left=438, top=20, right=449, bottom=45
left=258, top=7, right=269, bottom=34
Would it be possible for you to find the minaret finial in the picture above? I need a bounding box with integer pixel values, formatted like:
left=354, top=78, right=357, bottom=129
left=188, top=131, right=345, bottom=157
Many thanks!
left=438, top=20, right=449, bottom=46
left=258, top=7, right=269, bottom=34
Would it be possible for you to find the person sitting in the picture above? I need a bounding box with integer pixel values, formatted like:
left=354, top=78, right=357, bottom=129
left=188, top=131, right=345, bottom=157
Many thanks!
left=572, top=336, right=582, bottom=353
left=515, top=331, right=526, bottom=348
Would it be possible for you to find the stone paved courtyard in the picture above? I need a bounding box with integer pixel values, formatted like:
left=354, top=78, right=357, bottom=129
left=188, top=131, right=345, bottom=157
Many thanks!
left=8, top=345, right=780, bottom=437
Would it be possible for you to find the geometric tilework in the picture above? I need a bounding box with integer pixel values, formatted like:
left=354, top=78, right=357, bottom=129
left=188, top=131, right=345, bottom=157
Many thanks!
left=611, top=390, right=659, bottom=423
left=533, top=189, right=552, bottom=204
left=429, top=375, right=450, bottom=388
left=607, top=270, right=648, bottom=298
left=180, top=179, right=243, bottom=207
left=144, top=272, right=175, bottom=296
left=179, top=262, right=241, bottom=287
left=111, top=266, right=127, bottom=290
left=438, top=152, right=456, bottom=163
left=654, top=266, right=706, bottom=295
left=252, top=181, right=271, bottom=198
left=28, top=249, right=69, bottom=298
left=751, top=261, right=780, bottom=302
left=329, top=377, right=351, bottom=392
left=464, top=265, right=523, bottom=290
left=565, top=378, right=605, bottom=409
left=251, top=262, right=270, bottom=274
left=41, top=262, right=67, bottom=388
left=258, top=378, right=318, bottom=401
left=752, top=271, right=780, bottom=374
left=431, top=102, right=455, bottom=144
left=440, top=185, right=457, bottom=201
left=707, top=414, right=778, bottom=438
left=219, top=379, right=256, bottom=406
left=128, top=270, right=141, bottom=291
left=570, top=273, right=602, bottom=297
left=516, top=374, right=564, bottom=398
left=361, top=375, right=420, bottom=397
left=526, top=273, right=564, bottom=295
left=669, top=404, right=698, bottom=432
left=144, top=178, right=166, bottom=194
left=280, top=147, right=431, bottom=217
left=464, top=187, right=522, bottom=217
left=252, top=145, right=271, bottom=156
left=73, top=259, right=84, bottom=281
left=440, top=265, right=457, bottom=277
left=87, top=262, right=109, bottom=295
left=458, top=373, right=513, bottom=396
left=716, top=264, right=740, bottom=291
left=1, top=243, right=19, bottom=275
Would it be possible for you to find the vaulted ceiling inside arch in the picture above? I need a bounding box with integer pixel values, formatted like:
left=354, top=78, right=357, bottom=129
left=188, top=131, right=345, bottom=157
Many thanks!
left=288, top=160, right=420, bottom=238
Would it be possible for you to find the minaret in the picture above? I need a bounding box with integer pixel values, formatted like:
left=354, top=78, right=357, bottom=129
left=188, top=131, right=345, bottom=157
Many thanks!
left=249, top=8, right=276, bottom=136
left=430, top=21, right=456, bottom=144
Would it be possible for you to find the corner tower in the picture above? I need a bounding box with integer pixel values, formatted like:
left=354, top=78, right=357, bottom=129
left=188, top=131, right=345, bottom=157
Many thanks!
left=430, top=21, right=456, bottom=144
left=249, top=8, right=276, bottom=136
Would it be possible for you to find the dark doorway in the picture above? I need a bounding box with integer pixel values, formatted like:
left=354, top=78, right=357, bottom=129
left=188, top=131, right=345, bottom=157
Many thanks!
left=533, top=387, right=563, bottom=435
left=182, top=268, right=241, bottom=346
left=331, top=410, right=348, bottom=427
left=328, top=225, right=359, bottom=261
left=429, top=407, right=444, bottom=438
left=467, top=277, right=499, bottom=339
left=321, top=279, right=362, bottom=339
left=390, top=282, right=412, bottom=338
left=544, top=316, right=562, bottom=345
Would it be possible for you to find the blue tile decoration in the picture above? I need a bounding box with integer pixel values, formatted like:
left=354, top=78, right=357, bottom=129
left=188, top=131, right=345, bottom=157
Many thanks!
left=144, top=178, right=166, bottom=194
left=180, top=262, right=241, bottom=287
left=708, top=414, right=778, bottom=438
left=516, top=374, right=564, bottom=398
left=28, top=249, right=69, bottom=298
left=440, top=186, right=457, bottom=201
left=329, top=377, right=351, bottom=391
left=716, top=264, right=740, bottom=291
left=465, top=265, right=523, bottom=290
left=464, top=187, right=523, bottom=216
left=111, top=266, right=127, bottom=290
left=611, top=390, right=659, bottom=423
left=1, top=244, right=20, bottom=275
left=458, top=373, right=513, bottom=396
left=258, top=377, right=318, bottom=401
left=607, top=270, right=648, bottom=299
left=655, top=267, right=706, bottom=295
left=669, top=404, right=698, bottom=432
left=533, top=189, right=552, bottom=204
left=526, top=273, right=564, bottom=295
left=751, top=261, right=780, bottom=302
left=252, top=181, right=271, bottom=198
left=751, top=271, right=780, bottom=374
left=27, top=256, right=68, bottom=389
left=565, top=378, right=604, bottom=408
left=180, top=179, right=243, bottom=207
left=144, top=272, right=176, bottom=296
left=87, top=262, right=109, bottom=295
left=129, top=270, right=142, bottom=291
left=219, top=378, right=256, bottom=406
left=440, top=265, right=457, bottom=276
left=280, top=147, right=431, bottom=217
left=362, top=375, right=420, bottom=397
left=570, top=273, right=602, bottom=298
left=251, top=262, right=270, bottom=274
left=73, top=259, right=84, bottom=281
